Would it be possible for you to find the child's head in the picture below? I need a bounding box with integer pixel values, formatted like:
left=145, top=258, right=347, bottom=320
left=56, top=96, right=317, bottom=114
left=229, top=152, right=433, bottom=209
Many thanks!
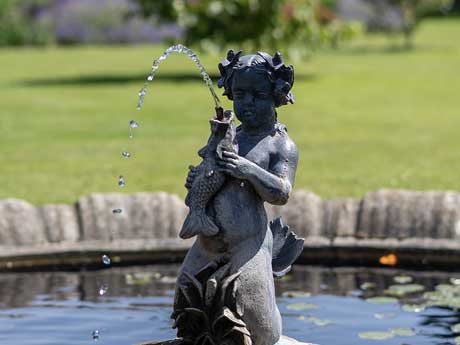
left=218, top=50, right=295, bottom=107
left=217, top=50, right=294, bottom=128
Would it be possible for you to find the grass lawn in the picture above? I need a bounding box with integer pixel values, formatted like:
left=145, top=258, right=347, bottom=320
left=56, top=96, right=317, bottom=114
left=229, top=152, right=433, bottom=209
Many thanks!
left=1, top=19, right=459, bottom=205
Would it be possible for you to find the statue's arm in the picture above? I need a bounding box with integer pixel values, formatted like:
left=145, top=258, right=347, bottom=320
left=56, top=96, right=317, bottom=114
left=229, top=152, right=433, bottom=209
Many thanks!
left=218, top=137, right=298, bottom=205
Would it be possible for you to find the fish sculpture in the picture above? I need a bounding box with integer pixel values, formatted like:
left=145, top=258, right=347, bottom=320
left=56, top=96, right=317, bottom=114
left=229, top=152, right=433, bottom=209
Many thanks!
left=180, top=109, right=238, bottom=239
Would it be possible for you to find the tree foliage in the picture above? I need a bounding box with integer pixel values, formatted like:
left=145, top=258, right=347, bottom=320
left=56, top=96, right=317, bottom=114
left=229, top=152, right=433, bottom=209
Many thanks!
left=364, top=0, right=455, bottom=46
left=136, top=0, right=358, bottom=58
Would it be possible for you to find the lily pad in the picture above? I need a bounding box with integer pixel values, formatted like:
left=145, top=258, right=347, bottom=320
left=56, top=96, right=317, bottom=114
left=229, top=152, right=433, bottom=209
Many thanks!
left=358, top=331, right=394, bottom=340
left=390, top=327, right=416, bottom=337
left=385, top=284, right=425, bottom=296
left=393, top=275, right=413, bottom=284
left=286, top=302, right=318, bottom=311
left=402, top=304, right=426, bottom=313
left=365, top=296, right=399, bottom=304
left=307, top=316, right=332, bottom=326
left=451, top=323, right=460, bottom=333
left=360, top=282, right=377, bottom=290
left=282, top=291, right=312, bottom=298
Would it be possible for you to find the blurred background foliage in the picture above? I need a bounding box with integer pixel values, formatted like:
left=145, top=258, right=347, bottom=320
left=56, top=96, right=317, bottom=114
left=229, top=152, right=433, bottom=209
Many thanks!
left=0, top=0, right=459, bottom=204
left=0, top=0, right=457, bottom=55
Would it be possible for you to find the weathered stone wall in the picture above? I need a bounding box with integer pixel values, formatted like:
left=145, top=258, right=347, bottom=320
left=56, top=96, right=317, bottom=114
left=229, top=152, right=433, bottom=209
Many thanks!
left=1, top=189, right=460, bottom=265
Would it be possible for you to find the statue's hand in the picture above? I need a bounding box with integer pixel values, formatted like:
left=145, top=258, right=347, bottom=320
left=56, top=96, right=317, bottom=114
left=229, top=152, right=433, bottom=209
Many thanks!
left=184, top=165, right=197, bottom=190
left=217, top=150, right=254, bottom=180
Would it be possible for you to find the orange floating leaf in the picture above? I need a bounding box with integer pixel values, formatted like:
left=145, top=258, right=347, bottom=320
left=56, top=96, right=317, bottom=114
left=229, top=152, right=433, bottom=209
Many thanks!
left=379, top=253, right=398, bottom=266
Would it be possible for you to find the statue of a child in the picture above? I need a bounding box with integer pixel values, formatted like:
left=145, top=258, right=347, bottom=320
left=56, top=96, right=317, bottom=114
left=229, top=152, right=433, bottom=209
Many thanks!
left=173, top=51, right=304, bottom=345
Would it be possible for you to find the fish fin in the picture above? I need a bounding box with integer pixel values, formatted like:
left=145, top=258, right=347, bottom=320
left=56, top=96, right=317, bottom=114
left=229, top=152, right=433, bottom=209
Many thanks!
left=180, top=211, right=219, bottom=239
left=270, top=217, right=304, bottom=274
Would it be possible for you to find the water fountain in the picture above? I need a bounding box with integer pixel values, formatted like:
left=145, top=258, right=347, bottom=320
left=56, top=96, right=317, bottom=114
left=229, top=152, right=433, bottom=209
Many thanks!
left=126, top=45, right=311, bottom=345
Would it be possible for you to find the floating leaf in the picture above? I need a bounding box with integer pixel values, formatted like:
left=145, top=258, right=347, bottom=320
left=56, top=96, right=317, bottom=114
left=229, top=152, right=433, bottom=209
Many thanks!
left=385, top=284, right=425, bottom=296
left=360, top=282, right=377, bottom=290
left=402, top=304, right=426, bottom=313
left=365, top=296, right=398, bottom=304
left=379, top=253, right=398, bottom=266
left=390, top=327, right=416, bottom=337
left=358, top=331, right=394, bottom=340
left=286, top=302, right=318, bottom=311
left=307, top=316, right=332, bottom=327
left=125, top=273, right=152, bottom=286
left=393, top=275, right=413, bottom=284
left=452, top=323, right=460, bottom=333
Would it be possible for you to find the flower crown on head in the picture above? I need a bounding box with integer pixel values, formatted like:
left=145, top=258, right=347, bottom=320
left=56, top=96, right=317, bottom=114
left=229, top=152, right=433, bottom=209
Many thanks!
left=217, top=50, right=295, bottom=107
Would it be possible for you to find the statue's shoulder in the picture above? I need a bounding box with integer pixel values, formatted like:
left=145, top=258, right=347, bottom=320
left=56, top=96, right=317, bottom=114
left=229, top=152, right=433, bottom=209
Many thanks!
left=273, top=123, right=298, bottom=160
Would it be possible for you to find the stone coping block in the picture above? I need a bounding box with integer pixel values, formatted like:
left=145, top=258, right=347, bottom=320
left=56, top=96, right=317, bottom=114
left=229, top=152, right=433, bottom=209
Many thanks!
left=1, top=189, right=460, bottom=266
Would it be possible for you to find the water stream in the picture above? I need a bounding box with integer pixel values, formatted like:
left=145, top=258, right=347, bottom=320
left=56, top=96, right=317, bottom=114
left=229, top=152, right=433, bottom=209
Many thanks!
left=136, top=44, right=221, bottom=110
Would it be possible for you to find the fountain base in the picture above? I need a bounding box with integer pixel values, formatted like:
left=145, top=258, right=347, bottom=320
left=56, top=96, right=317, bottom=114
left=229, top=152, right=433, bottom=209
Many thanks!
left=138, top=336, right=317, bottom=345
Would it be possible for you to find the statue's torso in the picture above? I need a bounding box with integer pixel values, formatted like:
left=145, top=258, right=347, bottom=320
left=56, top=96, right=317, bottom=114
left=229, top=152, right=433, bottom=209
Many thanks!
left=199, top=128, right=287, bottom=254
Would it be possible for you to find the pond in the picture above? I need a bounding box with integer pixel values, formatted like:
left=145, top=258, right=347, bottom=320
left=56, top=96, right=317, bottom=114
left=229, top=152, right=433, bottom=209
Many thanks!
left=1, top=264, right=460, bottom=345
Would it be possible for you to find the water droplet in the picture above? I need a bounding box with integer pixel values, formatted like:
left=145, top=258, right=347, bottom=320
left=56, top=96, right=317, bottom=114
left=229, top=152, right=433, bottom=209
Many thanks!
left=129, top=133, right=133, bottom=140
left=92, top=329, right=100, bottom=341
left=112, top=208, right=122, bottom=214
left=147, top=75, right=153, bottom=81
left=130, top=120, right=139, bottom=129
left=102, top=255, right=111, bottom=266
left=99, top=284, right=108, bottom=296
left=118, top=175, right=125, bottom=187
left=122, top=151, right=131, bottom=158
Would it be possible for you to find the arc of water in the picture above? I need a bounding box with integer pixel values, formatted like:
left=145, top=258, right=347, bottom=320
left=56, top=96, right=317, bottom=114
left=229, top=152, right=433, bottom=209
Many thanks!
left=137, top=44, right=221, bottom=110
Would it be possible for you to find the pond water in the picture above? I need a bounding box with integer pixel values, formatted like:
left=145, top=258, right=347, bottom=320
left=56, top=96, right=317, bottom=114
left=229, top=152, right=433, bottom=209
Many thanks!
left=1, top=264, right=460, bottom=345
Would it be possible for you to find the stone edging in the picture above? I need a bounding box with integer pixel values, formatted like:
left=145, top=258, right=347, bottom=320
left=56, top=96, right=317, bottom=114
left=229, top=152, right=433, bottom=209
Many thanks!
left=1, top=189, right=460, bottom=269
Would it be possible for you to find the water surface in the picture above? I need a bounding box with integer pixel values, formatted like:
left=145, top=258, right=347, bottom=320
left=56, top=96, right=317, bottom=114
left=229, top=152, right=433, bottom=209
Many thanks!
left=1, top=265, right=459, bottom=345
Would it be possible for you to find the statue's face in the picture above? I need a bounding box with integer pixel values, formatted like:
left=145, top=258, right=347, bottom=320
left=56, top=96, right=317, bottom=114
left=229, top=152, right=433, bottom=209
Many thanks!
left=231, top=68, right=275, bottom=129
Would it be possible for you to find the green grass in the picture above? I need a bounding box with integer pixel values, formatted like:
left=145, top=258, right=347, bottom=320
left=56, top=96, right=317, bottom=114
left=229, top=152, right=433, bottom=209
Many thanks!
left=1, top=19, right=459, bottom=205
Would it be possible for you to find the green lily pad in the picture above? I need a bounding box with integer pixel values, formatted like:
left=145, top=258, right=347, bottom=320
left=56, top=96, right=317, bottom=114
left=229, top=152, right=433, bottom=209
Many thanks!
left=393, top=275, right=413, bottom=284
left=385, top=284, right=425, bottom=296
left=365, top=296, right=399, bottom=304
left=358, top=331, right=394, bottom=340
left=360, top=282, right=377, bottom=290
left=390, top=327, right=416, bottom=337
left=450, top=278, right=460, bottom=286
left=307, top=316, right=332, bottom=326
left=286, top=302, right=318, bottom=311
left=451, top=323, right=460, bottom=333
left=402, top=304, right=426, bottom=313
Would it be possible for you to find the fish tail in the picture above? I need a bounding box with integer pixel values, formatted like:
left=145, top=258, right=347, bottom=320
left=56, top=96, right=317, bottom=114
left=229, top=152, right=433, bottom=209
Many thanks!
left=180, top=210, right=219, bottom=239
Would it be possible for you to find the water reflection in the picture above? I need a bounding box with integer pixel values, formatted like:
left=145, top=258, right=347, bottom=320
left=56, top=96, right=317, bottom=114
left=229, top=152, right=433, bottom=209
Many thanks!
left=0, top=265, right=460, bottom=345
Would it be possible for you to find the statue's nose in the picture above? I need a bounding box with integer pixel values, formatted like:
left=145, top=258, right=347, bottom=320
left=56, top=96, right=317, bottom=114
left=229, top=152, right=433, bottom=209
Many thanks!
left=244, top=93, right=254, bottom=105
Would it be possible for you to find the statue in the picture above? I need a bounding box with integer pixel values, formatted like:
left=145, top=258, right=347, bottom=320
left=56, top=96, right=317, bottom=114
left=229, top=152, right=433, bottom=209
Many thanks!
left=143, top=50, right=308, bottom=345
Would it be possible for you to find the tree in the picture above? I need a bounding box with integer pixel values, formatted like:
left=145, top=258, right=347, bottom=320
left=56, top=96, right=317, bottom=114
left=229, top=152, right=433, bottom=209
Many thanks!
left=136, top=0, right=357, bottom=58
left=364, top=0, right=455, bottom=48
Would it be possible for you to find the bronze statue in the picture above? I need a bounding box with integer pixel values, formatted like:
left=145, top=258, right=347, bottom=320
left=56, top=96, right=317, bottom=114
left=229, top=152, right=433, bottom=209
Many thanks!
left=171, top=50, right=305, bottom=345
